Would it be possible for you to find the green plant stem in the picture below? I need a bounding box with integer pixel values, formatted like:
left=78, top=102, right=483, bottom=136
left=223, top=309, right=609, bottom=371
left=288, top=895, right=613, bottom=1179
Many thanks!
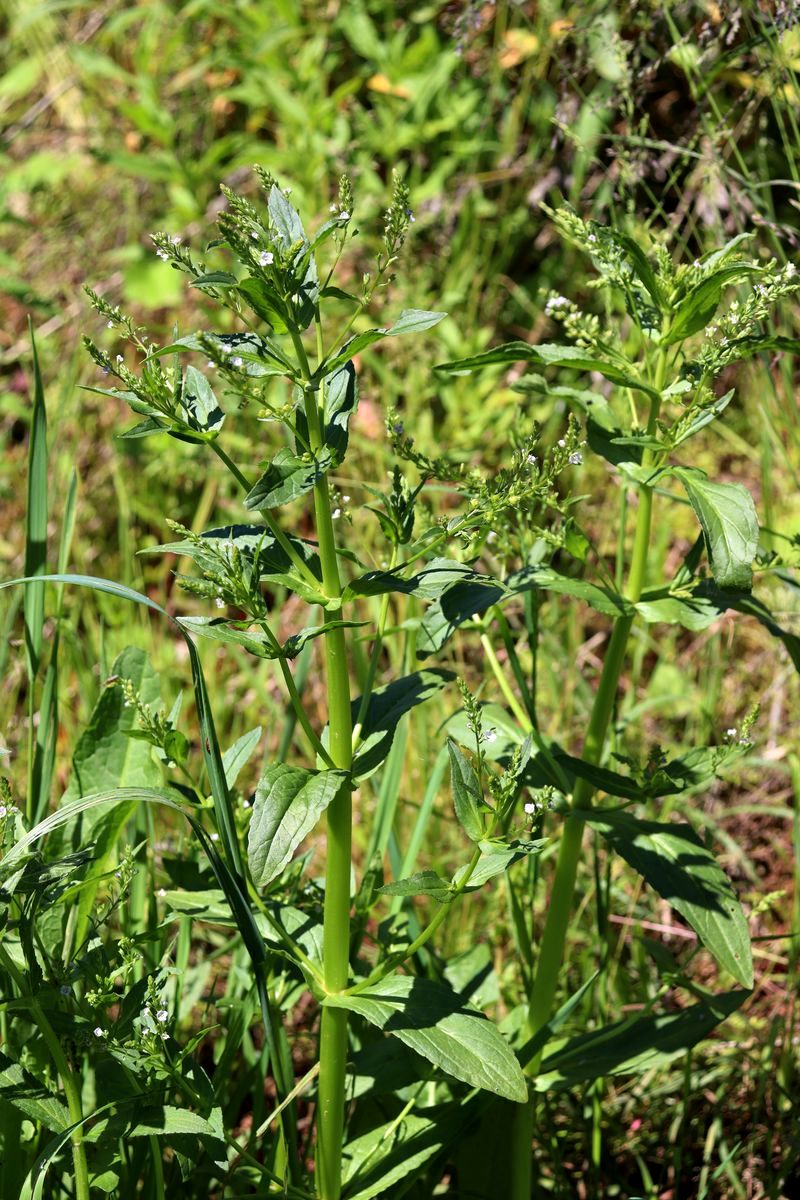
left=294, top=332, right=353, bottom=1200
left=0, top=946, right=90, bottom=1200
left=510, top=360, right=666, bottom=1197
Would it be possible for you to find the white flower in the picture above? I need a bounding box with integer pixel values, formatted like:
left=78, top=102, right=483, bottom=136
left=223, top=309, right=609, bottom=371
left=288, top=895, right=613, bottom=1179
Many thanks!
left=569, top=451, right=583, bottom=466
left=116, top=354, right=124, bottom=363
left=259, top=250, right=274, bottom=266
left=107, top=320, right=114, bottom=328
left=329, top=202, right=338, bottom=213
left=339, top=210, right=350, bottom=221
left=726, top=727, right=737, bottom=739
left=786, top=262, right=796, bottom=277
left=215, top=597, right=226, bottom=609
left=210, top=832, right=219, bottom=842
left=93, top=1027, right=106, bottom=1039
left=157, top=887, right=166, bottom=898
left=483, top=728, right=498, bottom=744
left=343, top=494, right=351, bottom=502
left=250, top=230, right=259, bottom=240
left=169, top=235, right=182, bottom=246
left=486, top=530, right=497, bottom=544
left=207, top=360, right=216, bottom=369
left=406, top=208, right=415, bottom=223
left=242, top=798, right=251, bottom=809
left=156, top=1009, right=168, bottom=1023
left=0, top=806, right=6, bottom=819
left=156, top=248, right=169, bottom=261
left=523, top=802, right=537, bottom=815
left=587, top=233, right=597, bottom=243
left=558, top=438, right=566, bottom=448
left=230, top=356, right=243, bottom=367
left=526, top=452, right=538, bottom=466
left=332, top=508, right=342, bottom=519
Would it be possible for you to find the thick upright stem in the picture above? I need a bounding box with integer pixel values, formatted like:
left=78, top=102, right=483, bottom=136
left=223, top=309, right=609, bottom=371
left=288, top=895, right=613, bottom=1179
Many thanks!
left=511, top=357, right=666, bottom=1196
left=300, top=378, right=354, bottom=1200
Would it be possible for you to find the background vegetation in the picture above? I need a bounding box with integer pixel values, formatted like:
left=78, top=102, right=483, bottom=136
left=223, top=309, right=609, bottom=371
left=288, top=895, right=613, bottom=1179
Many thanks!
left=2, top=2, right=799, bottom=1196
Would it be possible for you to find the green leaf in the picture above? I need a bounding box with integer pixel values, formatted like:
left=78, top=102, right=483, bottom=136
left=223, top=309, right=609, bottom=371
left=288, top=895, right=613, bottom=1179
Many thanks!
left=221, top=727, right=262, bottom=789
left=342, top=1109, right=458, bottom=1200
left=0, top=1052, right=69, bottom=1131
left=179, top=365, right=224, bottom=440
left=324, top=362, right=358, bottom=465
left=176, top=617, right=276, bottom=659
left=453, top=839, right=546, bottom=889
left=320, top=329, right=387, bottom=376
left=142, top=523, right=322, bottom=583
left=535, top=990, right=748, bottom=1089
left=615, top=233, right=662, bottom=307
left=268, top=183, right=306, bottom=247
left=377, top=871, right=453, bottom=902
left=351, top=669, right=455, bottom=778
left=664, top=265, right=759, bottom=345
left=635, top=593, right=721, bottom=631
left=417, top=577, right=507, bottom=657
left=506, top=564, right=633, bottom=618
left=325, top=975, right=528, bottom=1102
left=188, top=270, right=239, bottom=288
left=344, top=557, right=475, bottom=601
left=283, top=619, right=367, bottom=659
left=248, top=764, right=348, bottom=887
left=435, top=342, right=659, bottom=398
left=447, top=739, right=484, bottom=841
left=151, top=331, right=292, bottom=377
left=236, top=276, right=291, bottom=333
left=24, top=323, right=47, bottom=678
left=673, top=468, right=759, bottom=590
left=671, top=390, right=734, bottom=448
left=386, top=308, right=447, bottom=336
left=583, top=810, right=753, bottom=986
left=244, top=447, right=333, bottom=510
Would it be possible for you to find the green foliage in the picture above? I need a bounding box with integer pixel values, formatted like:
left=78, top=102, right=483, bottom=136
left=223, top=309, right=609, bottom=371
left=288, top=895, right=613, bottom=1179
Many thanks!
left=4, top=17, right=800, bottom=1184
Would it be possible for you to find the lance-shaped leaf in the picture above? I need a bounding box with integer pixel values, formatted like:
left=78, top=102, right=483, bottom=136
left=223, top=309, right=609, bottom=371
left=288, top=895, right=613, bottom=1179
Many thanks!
left=317, top=310, right=447, bottom=377
left=142, top=523, right=323, bottom=583
left=149, top=331, right=292, bottom=377
left=244, top=447, right=334, bottom=510
left=342, top=1108, right=461, bottom=1200
left=268, top=183, right=306, bottom=247
left=583, top=810, right=753, bottom=986
left=417, top=577, right=507, bottom=657
left=453, top=838, right=546, bottom=889
left=378, top=871, right=453, bottom=902
left=325, top=975, right=528, bottom=1102
left=664, top=264, right=760, bottom=345
left=506, top=564, right=633, bottom=619
left=350, top=669, right=455, bottom=777
left=248, top=764, right=349, bottom=887
left=344, top=557, right=476, bottom=601
left=0, top=1052, right=69, bottom=1131
left=535, top=989, right=748, bottom=1089
left=323, top=361, right=358, bottom=465
left=673, top=468, right=759, bottom=590
left=447, top=739, right=484, bottom=841
left=177, top=365, right=224, bottom=440
left=435, top=342, right=659, bottom=398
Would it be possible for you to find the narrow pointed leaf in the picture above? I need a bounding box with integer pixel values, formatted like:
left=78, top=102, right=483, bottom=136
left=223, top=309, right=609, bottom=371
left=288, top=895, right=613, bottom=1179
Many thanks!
left=325, top=975, right=528, bottom=1102
left=673, top=468, right=759, bottom=590
left=535, top=990, right=748, bottom=1089
left=447, top=739, right=484, bottom=841
left=584, top=810, right=753, bottom=986
left=248, top=764, right=348, bottom=887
